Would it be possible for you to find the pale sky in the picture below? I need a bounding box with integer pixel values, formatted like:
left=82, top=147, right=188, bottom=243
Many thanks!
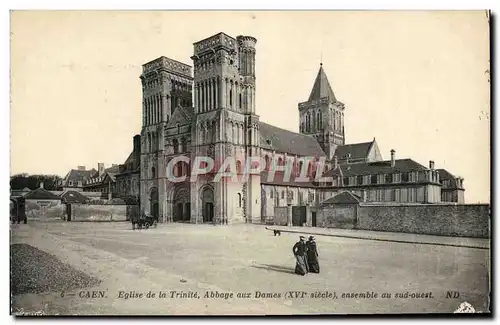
left=10, top=11, right=490, bottom=203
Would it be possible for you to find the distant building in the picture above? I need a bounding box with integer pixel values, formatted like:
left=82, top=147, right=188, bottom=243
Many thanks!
left=437, top=169, right=465, bottom=204
left=61, top=166, right=97, bottom=191
left=23, top=182, right=65, bottom=220
left=82, top=164, right=120, bottom=198
left=319, top=152, right=442, bottom=204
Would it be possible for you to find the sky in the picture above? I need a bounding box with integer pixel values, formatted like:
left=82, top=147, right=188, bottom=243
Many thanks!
left=10, top=10, right=490, bottom=203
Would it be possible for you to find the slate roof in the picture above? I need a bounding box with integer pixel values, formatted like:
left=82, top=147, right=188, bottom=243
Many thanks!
left=437, top=169, right=461, bottom=189
left=63, top=169, right=97, bottom=185
left=325, top=159, right=428, bottom=177
left=334, top=141, right=374, bottom=161
left=259, top=122, right=326, bottom=157
left=260, top=171, right=318, bottom=188
left=61, top=190, right=90, bottom=204
left=308, top=64, right=337, bottom=102
left=321, top=191, right=361, bottom=205
left=24, top=188, right=62, bottom=201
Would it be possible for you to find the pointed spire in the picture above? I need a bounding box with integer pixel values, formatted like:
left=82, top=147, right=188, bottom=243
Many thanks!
left=308, top=64, right=336, bottom=102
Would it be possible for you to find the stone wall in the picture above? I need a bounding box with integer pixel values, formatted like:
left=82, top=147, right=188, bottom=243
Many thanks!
left=25, top=199, right=65, bottom=220
left=318, top=203, right=490, bottom=238
left=274, top=206, right=288, bottom=226
left=357, top=204, right=490, bottom=238
left=69, top=204, right=137, bottom=222
left=317, top=204, right=357, bottom=229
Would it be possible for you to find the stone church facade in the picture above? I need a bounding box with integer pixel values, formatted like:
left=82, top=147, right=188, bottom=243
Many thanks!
left=137, top=31, right=464, bottom=225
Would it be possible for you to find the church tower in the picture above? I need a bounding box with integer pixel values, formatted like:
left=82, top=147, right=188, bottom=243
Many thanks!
left=298, top=64, right=345, bottom=160
left=139, top=56, right=193, bottom=220
left=190, top=32, right=260, bottom=225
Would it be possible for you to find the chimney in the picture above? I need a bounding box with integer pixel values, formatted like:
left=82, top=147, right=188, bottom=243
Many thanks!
left=98, top=163, right=105, bottom=176
left=362, top=190, right=367, bottom=202
left=112, top=164, right=118, bottom=167
left=429, top=160, right=435, bottom=170
left=77, top=166, right=86, bottom=171
left=39, top=181, right=44, bottom=189
left=390, top=149, right=395, bottom=167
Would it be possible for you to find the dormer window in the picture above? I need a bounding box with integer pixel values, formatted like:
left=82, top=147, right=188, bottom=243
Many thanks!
left=266, top=139, right=272, bottom=146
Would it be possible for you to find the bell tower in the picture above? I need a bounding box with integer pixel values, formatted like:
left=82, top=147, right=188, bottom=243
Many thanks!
left=298, top=63, right=345, bottom=160
left=139, top=56, right=193, bottom=219
left=190, top=32, right=260, bottom=225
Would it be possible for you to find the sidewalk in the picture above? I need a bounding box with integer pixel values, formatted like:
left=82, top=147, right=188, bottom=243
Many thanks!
left=267, top=226, right=490, bottom=250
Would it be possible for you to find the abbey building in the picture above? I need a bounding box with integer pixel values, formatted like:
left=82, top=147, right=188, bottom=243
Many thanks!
left=115, top=32, right=465, bottom=225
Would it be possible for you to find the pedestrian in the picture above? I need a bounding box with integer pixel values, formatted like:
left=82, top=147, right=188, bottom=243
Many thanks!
left=292, top=236, right=309, bottom=276
left=306, top=236, right=320, bottom=273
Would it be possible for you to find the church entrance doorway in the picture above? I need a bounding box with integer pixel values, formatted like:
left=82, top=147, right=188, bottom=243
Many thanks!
left=201, top=186, right=214, bottom=223
left=149, top=187, right=159, bottom=219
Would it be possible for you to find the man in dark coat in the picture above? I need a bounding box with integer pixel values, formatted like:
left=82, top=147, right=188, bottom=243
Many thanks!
left=293, top=236, right=309, bottom=276
left=306, top=236, right=320, bottom=273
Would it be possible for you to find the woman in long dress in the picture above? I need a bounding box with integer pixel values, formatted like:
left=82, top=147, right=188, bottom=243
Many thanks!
left=293, top=236, right=309, bottom=276
left=306, top=236, right=320, bottom=273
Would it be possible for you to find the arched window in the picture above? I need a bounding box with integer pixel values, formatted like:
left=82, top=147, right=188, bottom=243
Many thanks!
left=278, top=157, right=284, bottom=166
left=299, top=161, right=304, bottom=175
left=317, top=112, right=321, bottom=129
left=236, top=161, right=242, bottom=174
left=265, top=155, right=270, bottom=171
left=229, top=89, right=233, bottom=108
left=172, top=139, right=179, bottom=154
left=181, top=138, right=187, bottom=153
left=238, top=193, right=242, bottom=207
left=239, top=93, right=242, bottom=109
left=151, top=167, right=156, bottom=178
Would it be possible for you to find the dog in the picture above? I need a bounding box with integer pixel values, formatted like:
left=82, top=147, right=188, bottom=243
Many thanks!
left=273, top=229, right=281, bottom=236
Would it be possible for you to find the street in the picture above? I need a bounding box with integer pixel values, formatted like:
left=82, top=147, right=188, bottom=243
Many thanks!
left=10, top=221, right=490, bottom=315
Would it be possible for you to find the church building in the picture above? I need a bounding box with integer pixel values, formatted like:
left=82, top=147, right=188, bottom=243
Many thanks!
left=134, top=32, right=464, bottom=225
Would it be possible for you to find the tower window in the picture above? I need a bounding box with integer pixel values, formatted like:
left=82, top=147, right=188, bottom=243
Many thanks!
left=172, top=139, right=179, bottom=154
left=229, top=89, right=233, bottom=108
left=239, top=93, right=242, bottom=109
left=151, top=167, right=156, bottom=178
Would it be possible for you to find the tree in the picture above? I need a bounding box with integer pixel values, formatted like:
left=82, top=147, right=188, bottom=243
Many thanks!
left=10, top=174, right=63, bottom=191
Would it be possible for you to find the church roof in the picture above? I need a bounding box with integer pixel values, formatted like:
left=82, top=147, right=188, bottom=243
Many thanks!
left=308, top=64, right=337, bottom=102
left=334, top=141, right=374, bottom=161
left=259, top=122, right=326, bottom=157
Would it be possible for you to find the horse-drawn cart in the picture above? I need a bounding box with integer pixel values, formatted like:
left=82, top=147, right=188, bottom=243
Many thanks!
left=131, top=212, right=158, bottom=230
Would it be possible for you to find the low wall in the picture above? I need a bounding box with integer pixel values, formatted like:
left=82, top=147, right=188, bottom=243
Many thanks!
left=318, top=203, right=490, bottom=238
left=274, top=207, right=288, bottom=226
left=25, top=199, right=65, bottom=220
left=70, top=204, right=138, bottom=222
left=317, top=204, right=357, bottom=229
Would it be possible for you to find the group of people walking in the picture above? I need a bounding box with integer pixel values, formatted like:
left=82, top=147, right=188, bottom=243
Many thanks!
left=292, top=235, right=320, bottom=275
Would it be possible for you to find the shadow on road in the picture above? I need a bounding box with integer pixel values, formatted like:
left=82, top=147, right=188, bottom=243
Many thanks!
left=250, top=264, right=296, bottom=275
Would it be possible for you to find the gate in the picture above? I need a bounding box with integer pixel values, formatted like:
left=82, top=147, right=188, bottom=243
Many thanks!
left=292, top=206, right=307, bottom=227
left=66, top=204, right=72, bottom=221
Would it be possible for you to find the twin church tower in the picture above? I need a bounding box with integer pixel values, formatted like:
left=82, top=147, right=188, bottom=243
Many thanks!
left=138, top=32, right=344, bottom=224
